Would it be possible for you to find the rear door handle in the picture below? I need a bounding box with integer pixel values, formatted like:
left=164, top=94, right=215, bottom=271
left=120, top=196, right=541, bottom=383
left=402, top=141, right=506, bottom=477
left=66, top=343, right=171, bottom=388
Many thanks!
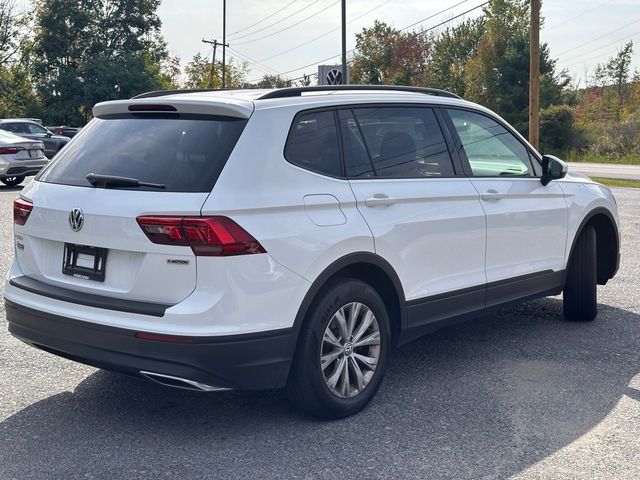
left=364, top=194, right=396, bottom=207
left=481, top=189, right=502, bottom=201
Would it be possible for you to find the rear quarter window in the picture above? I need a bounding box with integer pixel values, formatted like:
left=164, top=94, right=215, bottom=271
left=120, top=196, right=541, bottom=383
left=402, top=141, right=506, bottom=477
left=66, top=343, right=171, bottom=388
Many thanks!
left=37, top=114, right=248, bottom=192
left=284, top=110, right=342, bottom=177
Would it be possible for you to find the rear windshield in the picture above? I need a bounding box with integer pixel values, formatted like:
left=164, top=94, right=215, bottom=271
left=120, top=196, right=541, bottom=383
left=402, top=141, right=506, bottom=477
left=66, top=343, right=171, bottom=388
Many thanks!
left=37, top=114, right=248, bottom=192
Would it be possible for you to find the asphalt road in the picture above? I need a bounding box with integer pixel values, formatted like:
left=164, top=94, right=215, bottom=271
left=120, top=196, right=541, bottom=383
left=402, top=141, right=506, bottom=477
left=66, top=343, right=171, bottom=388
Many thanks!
left=568, top=162, right=640, bottom=181
left=1, top=182, right=639, bottom=480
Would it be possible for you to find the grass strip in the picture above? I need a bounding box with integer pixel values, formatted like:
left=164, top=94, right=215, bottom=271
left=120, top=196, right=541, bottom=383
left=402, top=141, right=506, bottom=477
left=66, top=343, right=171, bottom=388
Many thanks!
left=591, top=177, right=640, bottom=188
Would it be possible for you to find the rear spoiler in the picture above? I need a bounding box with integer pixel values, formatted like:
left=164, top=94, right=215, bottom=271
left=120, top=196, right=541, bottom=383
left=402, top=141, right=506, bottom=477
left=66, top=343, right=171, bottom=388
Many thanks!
left=93, top=97, right=254, bottom=119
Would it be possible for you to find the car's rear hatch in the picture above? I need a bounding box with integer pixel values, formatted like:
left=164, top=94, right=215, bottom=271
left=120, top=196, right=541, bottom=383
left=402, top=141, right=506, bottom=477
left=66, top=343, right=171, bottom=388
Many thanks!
left=14, top=95, right=253, bottom=305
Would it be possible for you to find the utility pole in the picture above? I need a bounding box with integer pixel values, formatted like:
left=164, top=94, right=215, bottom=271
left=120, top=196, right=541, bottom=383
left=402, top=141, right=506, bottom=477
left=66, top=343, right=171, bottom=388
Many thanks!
left=222, top=0, right=227, bottom=89
left=202, top=39, right=228, bottom=88
left=341, top=0, right=347, bottom=84
left=529, top=0, right=541, bottom=149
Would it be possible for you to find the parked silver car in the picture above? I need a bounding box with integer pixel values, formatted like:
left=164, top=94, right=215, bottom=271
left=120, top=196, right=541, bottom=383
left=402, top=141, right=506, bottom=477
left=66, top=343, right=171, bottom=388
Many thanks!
left=0, top=129, right=47, bottom=186
left=0, top=119, right=70, bottom=158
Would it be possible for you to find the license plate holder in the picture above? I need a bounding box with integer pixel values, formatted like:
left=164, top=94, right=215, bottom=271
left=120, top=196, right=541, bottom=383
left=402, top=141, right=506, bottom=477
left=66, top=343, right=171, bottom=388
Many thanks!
left=62, top=243, right=107, bottom=282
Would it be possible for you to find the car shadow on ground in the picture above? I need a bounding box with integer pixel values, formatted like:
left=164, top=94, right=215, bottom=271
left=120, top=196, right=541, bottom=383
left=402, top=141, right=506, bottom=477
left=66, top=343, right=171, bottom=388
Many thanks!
left=1, top=297, right=639, bottom=479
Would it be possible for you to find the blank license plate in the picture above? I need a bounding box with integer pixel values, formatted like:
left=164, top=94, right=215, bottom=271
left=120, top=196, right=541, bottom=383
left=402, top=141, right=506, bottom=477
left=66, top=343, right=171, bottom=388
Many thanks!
left=28, top=150, right=42, bottom=158
left=62, top=243, right=107, bottom=282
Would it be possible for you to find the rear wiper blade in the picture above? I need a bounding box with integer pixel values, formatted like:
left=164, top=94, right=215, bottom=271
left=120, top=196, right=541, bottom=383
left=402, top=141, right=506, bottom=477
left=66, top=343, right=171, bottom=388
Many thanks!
left=86, top=173, right=165, bottom=189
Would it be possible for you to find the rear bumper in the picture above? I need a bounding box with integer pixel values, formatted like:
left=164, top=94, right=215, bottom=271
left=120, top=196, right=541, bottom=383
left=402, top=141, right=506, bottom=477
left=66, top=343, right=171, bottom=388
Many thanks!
left=0, top=157, right=48, bottom=177
left=5, top=299, right=294, bottom=390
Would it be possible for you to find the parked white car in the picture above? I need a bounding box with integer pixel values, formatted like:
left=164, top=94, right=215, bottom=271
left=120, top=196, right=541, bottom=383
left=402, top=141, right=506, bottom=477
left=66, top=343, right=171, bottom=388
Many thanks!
left=0, top=129, right=47, bottom=186
left=4, top=86, right=620, bottom=418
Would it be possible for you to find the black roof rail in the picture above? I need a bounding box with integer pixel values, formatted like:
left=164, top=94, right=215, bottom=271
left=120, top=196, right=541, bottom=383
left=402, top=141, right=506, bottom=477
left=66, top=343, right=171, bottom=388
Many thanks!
left=256, top=85, right=462, bottom=100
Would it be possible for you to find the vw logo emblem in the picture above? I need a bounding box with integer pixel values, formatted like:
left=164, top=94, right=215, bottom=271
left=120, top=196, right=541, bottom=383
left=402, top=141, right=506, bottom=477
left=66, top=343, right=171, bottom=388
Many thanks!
left=326, top=69, right=343, bottom=85
left=344, top=343, right=353, bottom=356
left=69, top=208, right=84, bottom=232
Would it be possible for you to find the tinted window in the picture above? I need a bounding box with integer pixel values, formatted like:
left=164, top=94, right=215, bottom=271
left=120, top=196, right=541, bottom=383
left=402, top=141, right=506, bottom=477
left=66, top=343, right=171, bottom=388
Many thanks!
left=38, top=115, right=247, bottom=192
left=285, top=110, right=341, bottom=177
left=343, top=107, right=454, bottom=178
left=2, top=123, right=27, bottom=134
left=26, top=122, right=48, bottom=134
left=447, top=109, right=534, bottom=177
left=338, top=110, right=375, bottom=178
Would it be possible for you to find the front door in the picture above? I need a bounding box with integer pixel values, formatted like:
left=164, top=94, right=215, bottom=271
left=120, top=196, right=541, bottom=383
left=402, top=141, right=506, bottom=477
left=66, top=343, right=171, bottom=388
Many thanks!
left=444, top=108, right=568, bottom=307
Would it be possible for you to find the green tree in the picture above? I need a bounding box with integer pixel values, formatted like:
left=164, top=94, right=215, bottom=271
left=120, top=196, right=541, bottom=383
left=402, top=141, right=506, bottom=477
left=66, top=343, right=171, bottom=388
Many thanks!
left=463, top=0, right=568, bottom=135
left=31, top=0, right=169, bottom=124
left=254, top=74, right=292, bottom=88
left=539, top=104, right=581, bottom=153
left=184, top=52, right=210, bottom=88
left=0, top=0, right=40, bottom=118
left=464, top=0, right=530, bottom=107
left=351, top=20, right=398, bottom=84
left=424, top=18, right=485, bottom=96
left=605, top=41, right=633, bottom=96
left=296, top=74, right=312, bottom=87
left=184, top=53, right=248, bottom=89
left=159, top=55, right=182, bottom=89
left=351, top=20, right=431, bottom=85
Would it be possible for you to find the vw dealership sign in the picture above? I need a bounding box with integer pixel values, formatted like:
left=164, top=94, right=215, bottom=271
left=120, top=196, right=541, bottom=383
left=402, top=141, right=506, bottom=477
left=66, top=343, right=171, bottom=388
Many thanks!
left=318, top=65, right=350, bottom=85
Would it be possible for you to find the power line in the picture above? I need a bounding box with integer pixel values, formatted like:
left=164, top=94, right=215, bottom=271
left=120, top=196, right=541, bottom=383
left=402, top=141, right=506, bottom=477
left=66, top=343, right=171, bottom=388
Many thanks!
left=226, top=50, right=276, bottom=78
left=555, top=18, right=640, bottom=57
left=562, top=30, right=639, bottom=64
left=564, top=34, right=638, bottom=69
left=258, top=0, right=393, bottom=63
left=544, top=0, right=612, bottom=32
left=229, top=0, right=322, bottom=41
left=415, top=1, right=490, bottom=37
left=228, top=46, right=280, bottom=76
left=226, top=0, right=300, bottom=37
left=247, top=0, right=488, bottom=82
left=399, top=0, right=472, bottom=32
left=235, top=0, right=342, bottom=46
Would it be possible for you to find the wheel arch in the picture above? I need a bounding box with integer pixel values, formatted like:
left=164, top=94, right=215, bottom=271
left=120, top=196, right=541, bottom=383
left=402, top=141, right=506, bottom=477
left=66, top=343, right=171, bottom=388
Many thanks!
left=567, top=207, right=619, bottom=285
left=282, top=252, right=406, bottom=383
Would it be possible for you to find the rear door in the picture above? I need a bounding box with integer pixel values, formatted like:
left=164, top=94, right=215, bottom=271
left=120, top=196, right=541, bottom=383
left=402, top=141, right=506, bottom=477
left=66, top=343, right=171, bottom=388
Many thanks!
left=341, top=105, right=487, bottom=326
left=16, top=111, right=248, bottom=304
left=443, top=108, right=568, bottom=306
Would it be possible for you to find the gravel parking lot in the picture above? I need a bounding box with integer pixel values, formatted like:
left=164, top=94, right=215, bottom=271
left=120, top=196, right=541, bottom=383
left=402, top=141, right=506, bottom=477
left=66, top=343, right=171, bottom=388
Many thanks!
left=1, top=182, right=639, bottom=480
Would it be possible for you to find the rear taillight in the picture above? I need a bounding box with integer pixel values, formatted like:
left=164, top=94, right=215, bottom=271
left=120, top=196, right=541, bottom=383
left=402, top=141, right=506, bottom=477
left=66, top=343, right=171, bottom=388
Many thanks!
left=136, top=216, right=266, bottom=256
left=135, top=217, right=188, bottom=246
left=0, top=146, right=23, bottom=155
left=55, top=128, right=63, bottom=135
left=13, top=198, right=33, bottom=225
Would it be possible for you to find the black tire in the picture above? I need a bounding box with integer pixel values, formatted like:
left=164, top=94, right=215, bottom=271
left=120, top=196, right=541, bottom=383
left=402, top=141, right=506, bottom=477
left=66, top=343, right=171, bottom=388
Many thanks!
left=287, top=278, right=391, bottom=419
left=1, top=175, right=25, bottom=186
left=564, top=225, right=598, bottom=321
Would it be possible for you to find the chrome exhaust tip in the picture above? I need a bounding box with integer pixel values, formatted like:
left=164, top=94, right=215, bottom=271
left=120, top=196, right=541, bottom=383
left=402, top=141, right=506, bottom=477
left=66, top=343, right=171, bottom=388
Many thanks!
left=140, top=371, right=231, bottom=392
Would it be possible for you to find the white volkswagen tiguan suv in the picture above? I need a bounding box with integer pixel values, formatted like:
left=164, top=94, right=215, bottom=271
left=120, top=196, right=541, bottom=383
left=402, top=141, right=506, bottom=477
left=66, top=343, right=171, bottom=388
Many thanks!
left=4, top=86, right=620, bottom=418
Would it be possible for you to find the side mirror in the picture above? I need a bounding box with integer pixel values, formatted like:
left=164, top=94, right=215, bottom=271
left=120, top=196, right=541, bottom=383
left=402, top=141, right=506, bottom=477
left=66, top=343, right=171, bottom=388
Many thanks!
left=45, top=131, right=53, bottom=138
left=541, top=155, right=567, bottom=186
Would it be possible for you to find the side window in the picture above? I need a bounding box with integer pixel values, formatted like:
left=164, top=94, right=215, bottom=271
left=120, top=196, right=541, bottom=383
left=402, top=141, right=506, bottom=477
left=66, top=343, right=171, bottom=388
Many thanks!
left=447, top=109, right=534, bottom=177
left=342, top=107, right=455, bottom=179
left=2, top=123, right=25, bottom=133
left=338, top=110, right=375, bottom=178
left=26, top=122, right=48, bottom=135
left=284, top=110, right=342, bottom=177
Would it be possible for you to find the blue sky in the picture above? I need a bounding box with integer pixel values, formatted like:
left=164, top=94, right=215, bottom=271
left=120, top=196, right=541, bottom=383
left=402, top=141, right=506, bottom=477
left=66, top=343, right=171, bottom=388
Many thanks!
left=158, top=0, right=640, bottom=86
